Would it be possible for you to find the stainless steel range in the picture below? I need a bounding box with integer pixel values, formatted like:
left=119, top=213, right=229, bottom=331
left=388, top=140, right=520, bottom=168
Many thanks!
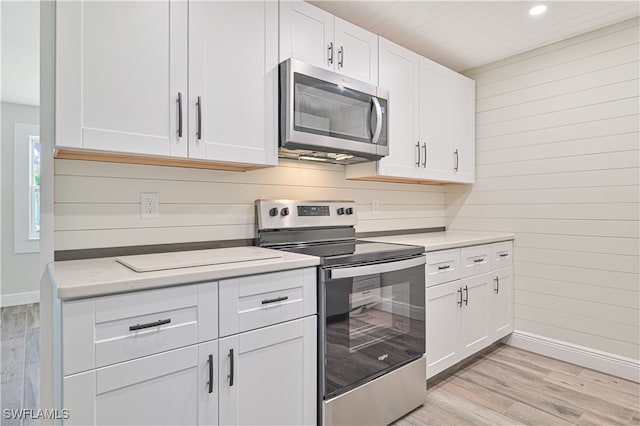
left=256, top=200, right=426, bottom=426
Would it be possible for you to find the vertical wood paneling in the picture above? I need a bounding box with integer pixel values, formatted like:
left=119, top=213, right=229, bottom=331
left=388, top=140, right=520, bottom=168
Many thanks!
left=53, top=159, right=445, bottom=250
left=446, top=18, right=640, bottom=360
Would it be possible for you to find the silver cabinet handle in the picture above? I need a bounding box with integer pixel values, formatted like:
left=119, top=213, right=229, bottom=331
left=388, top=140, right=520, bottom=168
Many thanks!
left=129, top=318, right=170, bottom=331
left=330, top=256, right=425, bottom=279
left=416, top=142, right=421, bottom=167
left=463, top=285, right=468, bottom=306
left=438, top=265, right=450, bottom=270
left=499, top=253, right=509, bottom=258
left=454, top=149, right=459, bottom=171
left=474, top=258, right=485, bottom=263
left=177, top=92, right=183, bottom=138
left=371, top=97, right=383, bottom=144
left=328, top=42, right=334, bottom=65
left=196, top=96, right=202, bottom=141
left=338, top=46, right=344, bottom=68
left=494, top=276, right=500, bottom=293
left=422, top=143, right=426, bottom=168
left=457, top=287, right=463, bottom=307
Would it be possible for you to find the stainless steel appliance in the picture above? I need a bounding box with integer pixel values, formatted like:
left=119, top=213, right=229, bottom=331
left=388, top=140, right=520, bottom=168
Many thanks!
left=256, top=200, right=426, bottom=426
left=279, top=59, right=389, bottom=164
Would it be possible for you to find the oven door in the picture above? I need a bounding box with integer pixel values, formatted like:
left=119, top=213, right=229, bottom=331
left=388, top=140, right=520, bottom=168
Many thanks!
left=320, top=255, right=425, bottom=399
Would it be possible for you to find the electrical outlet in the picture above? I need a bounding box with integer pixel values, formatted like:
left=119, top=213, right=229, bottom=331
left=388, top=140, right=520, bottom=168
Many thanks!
left=372, top=198, right=380, bottom=215
left=141, top=193, right=159, bottom=219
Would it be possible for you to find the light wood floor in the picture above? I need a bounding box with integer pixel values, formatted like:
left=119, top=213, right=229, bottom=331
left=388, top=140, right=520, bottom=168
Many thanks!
left=394, top=343, right=640, bottom=426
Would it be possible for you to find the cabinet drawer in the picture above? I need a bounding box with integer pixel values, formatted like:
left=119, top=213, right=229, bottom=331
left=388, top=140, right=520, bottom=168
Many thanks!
left=94, top=285, right=199, bottom=369
left=63, top=284, right=207, bottom=375
left=460, top=245, right=491, bottom=278
left=491, top=241, right=513, bottom=270
left=219, top=268, right=317, bottom=337
left=426, top=249, right=460, bottom=287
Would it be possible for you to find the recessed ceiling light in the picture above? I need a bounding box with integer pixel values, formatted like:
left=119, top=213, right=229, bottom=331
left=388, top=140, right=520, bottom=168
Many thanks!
left=529, top=5, right=547, bottom=16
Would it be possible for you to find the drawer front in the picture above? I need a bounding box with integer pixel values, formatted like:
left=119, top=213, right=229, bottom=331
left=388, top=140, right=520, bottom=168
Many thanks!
left=491, top=241, right=513, bottom=270
left=94, top=285, right=199, bottom=368
left=426, top=249, right=461, bottom=287
left=219, top=268, right=317, bottom=337
left=460, top=245, right=491, bottom=278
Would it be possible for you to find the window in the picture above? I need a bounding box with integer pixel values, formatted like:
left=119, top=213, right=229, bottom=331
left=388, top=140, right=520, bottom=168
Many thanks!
left=29, top=136, right=41, bottom=240
left=14, top=123, right=40, bottom=253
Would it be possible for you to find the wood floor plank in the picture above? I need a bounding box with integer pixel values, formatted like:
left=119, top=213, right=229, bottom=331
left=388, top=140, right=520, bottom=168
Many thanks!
left=490, top=345, right=584, bottom=377
left=439, top=379, right=514, bottom=414
left=504, top=401, right=575, bottom=426
left=544, top=371, right=640, bottom=412
left=577, top=368, right=640, bottom=397
left=428, top=388, right=523, bottom=426
left=630, top=412, right=640, bottom=425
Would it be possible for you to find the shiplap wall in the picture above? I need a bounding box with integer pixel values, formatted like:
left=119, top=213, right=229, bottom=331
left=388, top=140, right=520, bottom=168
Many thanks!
left=447, top=18, right=639, bottom=360
left=54, top=159, right=445, bottom=250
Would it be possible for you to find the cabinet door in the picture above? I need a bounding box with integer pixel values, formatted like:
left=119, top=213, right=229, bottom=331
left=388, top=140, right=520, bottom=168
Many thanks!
left=63, top=346, right=199, bottom=426
left=377, top=38, right=421, bottom=179
left=188, top=1, right=278, bottom=166
left=449, top=72, right=475, bottom=183
left=56, top=0, right=188, bottom=157
left=219, top=317, right=317, bottom=425
left=426, top=280, right=461, bottom=378
left=334, top=17, right=378, bottom=84
left=491, top=267, right=514, bottom=340
left=279, top=0, right=334, bottom=70
left=198, top=340, right=219, bottom=426
left=459, top=273, right=491, bottom=357
left=419, top=58, right=451, bottom=181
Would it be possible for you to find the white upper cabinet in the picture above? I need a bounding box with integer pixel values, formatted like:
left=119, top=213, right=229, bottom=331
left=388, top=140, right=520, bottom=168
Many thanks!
left=347, top=41, right=476, bottom=184
left=333, top=17, right=378, bottom=84
left=375, top=39, right=420, bottom=179
left=188, top=1, right=278, bottom=166
left=56, top=0, right=277, bottom=168
left=449, top=71, right=476, bottom=183
left=280, top=1, right=378, bottom=85
left=56, top=1, right=188, bottom=157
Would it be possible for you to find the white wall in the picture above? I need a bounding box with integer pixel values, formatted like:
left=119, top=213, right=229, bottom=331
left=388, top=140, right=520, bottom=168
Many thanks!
left=447, top=18, right=639, bottom=360
left=1, top=102, right=40, bottom=304
left=54, top=159, right=445, bottom=250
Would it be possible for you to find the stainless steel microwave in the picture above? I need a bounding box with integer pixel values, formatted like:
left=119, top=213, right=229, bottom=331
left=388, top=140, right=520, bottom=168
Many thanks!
left=279, top=59, right=389, bottom=164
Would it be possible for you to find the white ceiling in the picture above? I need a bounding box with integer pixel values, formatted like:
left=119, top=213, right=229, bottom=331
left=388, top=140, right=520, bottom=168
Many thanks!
left=309, top=1, right=640, bottom=72
left=1, top=0, right=40, bottom=106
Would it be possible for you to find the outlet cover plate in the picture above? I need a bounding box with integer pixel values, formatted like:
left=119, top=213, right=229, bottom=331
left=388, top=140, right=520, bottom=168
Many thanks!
left=141, top=193, right=159, bottom=219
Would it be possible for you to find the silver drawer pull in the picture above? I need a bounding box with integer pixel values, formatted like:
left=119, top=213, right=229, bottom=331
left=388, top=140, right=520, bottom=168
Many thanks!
left=438, top=265, right=451, bottom=270
left=261, top=296, right=289, bottom=305
left=129, top=318, right=171, bottom=331
left=499, top=253, right=509, bottom=258
left=473, top=258, right=484, bottom=263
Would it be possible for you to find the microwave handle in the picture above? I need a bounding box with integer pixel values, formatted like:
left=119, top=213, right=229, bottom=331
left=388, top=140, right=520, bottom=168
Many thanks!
left=371, top=97, right=383, bottom=144
left=330, top=256, right=425, bottom=280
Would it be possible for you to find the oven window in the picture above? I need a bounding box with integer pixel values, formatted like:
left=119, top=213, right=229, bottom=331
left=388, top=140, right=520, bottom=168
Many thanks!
left=323, top=263, right=425, bottom=399
left=349, top=276, right=410, bottom=353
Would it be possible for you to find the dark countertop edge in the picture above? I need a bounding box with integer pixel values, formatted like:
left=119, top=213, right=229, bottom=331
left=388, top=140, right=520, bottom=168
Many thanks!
left=54, top=227, right=446, bottom=261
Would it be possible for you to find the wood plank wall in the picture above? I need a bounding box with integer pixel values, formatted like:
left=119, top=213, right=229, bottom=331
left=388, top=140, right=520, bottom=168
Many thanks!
left=447, top=18, right=639, bottom=359
left=53, top=159, right=445, bottom=250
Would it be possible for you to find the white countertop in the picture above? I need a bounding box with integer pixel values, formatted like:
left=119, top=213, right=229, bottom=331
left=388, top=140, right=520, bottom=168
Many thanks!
left=49, top=246, right=320, bottom=301
left=361, top=230, right=514, bottom=252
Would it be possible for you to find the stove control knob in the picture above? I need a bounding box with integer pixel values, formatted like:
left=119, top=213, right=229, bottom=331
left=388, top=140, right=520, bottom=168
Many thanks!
left=269, top=207, right=279, bottom=217
left=281, top=207, right=290, bottom=216
left=345, top=207, right=354, bottom=215
left=337, top=207, right=345, bottom=215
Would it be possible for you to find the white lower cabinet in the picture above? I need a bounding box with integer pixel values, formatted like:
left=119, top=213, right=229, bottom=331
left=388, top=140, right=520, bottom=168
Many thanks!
left=490, top=267, right=514, bottom=340
left=64, top=346, right=200, bottom=426
left=58, top=268, right=317, bottom=425
left=426, top=273, right=491, bottom=378
left=218, top=317, right=317, bottom=426
left=426, top=242, right=513, bottom=379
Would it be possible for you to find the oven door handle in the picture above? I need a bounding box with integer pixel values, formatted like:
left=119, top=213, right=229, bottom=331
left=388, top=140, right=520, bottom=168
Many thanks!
left=329, top=256, right=425, bottom=279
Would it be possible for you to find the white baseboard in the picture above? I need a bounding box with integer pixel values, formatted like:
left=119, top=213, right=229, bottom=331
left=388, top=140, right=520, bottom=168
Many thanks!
left=0, top=290, right=40, bottom=307
left=504, top=330, right=640, bottom=383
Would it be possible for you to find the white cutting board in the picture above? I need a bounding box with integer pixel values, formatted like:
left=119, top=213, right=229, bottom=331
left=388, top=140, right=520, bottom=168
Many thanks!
left=116, top=247, right=282, bottom=273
